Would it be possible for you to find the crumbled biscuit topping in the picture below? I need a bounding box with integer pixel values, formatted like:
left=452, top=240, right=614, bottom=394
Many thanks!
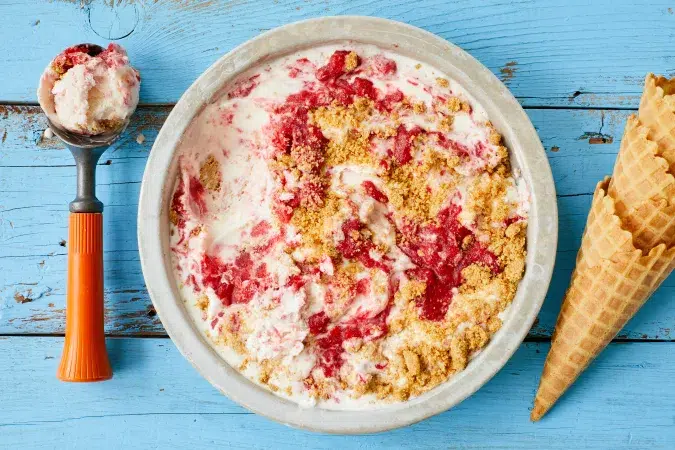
left=199, top=154, right=222, bottom=192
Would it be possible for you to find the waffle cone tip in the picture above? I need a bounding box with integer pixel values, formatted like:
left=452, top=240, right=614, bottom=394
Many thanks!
left=530, top=402, right=547, bottom=422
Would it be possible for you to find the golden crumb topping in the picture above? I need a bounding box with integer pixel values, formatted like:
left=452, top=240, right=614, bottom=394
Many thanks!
left=199, top=154, right=222, bottom=192
left=345, top=51, right=359, bottom=71
left=290, top=194, right=342, bottom=261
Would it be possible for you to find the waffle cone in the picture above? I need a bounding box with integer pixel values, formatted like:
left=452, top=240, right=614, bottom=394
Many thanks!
left=608, top=115, right=675, bottom=249
left=531, top=179, right=675, bottom=421
left=638, top=74, right=675, bottom=174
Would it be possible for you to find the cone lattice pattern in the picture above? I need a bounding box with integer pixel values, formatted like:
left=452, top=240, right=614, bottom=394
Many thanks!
left=608, top=115, right=675, bottom=250
left=609, top=116, right=675, bottom=214
left=638, top=74, right=675, bottom=174
left=621, top=197, right=675, bottom=250
left=532, top=74, right=675, bottom=421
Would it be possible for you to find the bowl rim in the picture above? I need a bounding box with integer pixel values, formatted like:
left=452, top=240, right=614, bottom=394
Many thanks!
left=138, top=15, right=557, bottom=434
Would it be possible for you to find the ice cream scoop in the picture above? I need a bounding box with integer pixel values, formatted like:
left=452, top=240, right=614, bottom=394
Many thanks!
left=38, top=43, right=139, bottom=382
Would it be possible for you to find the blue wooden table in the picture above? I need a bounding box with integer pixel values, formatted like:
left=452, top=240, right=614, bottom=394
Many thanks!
left=1, top=1, right=674, bottom=448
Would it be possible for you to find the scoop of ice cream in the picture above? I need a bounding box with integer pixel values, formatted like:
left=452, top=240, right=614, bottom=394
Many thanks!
left=38, top=43, right=140, bottom=135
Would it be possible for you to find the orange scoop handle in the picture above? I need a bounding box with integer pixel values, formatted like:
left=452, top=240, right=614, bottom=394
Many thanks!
left=57, top=212, right=112, bottom=382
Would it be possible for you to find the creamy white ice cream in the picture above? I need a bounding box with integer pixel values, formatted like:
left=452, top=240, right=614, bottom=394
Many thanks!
left=38, top=43, right=140, bottom=135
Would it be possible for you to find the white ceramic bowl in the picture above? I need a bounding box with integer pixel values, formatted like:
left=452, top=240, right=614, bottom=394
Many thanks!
left=138, top=16, right=557, bottom=433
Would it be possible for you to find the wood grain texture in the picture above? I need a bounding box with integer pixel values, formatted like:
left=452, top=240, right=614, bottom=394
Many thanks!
left=0, top=337, right=673, bottom=448
left=2, top=0, right=674, bottom=445
left=2, top=0, right=675, bottom=108
left=1, top=106, right=673, bottom=338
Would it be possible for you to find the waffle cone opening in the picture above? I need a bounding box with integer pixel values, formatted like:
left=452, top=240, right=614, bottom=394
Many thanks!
left=638, top=74, right=675, bottom=174
left=608, top=115, right=675, bottom=250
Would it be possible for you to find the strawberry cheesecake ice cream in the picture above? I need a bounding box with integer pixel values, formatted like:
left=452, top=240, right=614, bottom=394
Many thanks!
left=170, top=43, right=530, bottom=409
left=38, top=43, right=140, bottom=135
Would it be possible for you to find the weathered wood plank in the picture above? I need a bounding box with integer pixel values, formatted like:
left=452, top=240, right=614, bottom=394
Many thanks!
left=0, top=337, right=673, bottom=448
left=1, top=106, right=673, bottom=338
left=2, top=0, right=675, bottom=108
